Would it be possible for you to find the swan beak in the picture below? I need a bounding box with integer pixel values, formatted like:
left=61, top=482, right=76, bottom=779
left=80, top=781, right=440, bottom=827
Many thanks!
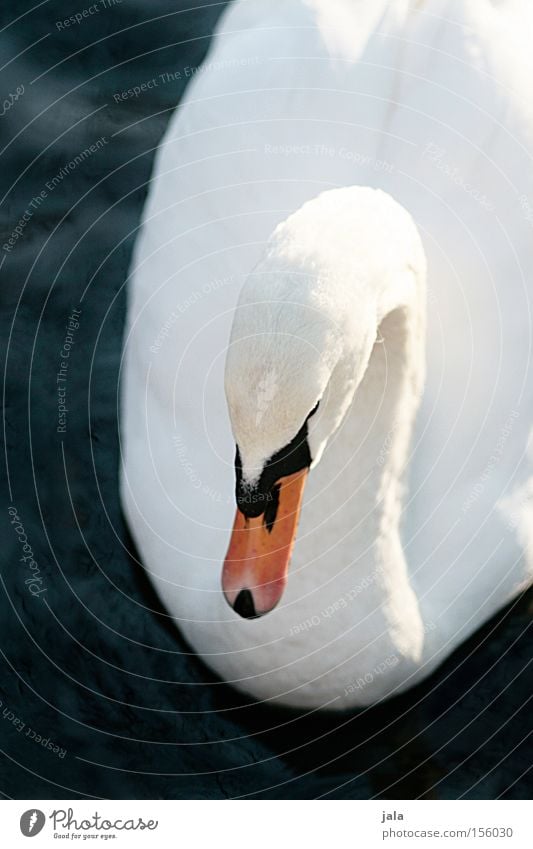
left=222, top=469, right=308, bottom=618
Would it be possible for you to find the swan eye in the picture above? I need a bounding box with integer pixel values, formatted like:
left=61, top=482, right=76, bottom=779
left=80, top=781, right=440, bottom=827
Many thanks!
left=307, top=400, right=320, bottom=420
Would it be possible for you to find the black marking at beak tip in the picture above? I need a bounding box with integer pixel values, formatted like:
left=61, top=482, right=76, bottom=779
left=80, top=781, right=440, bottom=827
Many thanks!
left=233, top=588, right=261, bottom=619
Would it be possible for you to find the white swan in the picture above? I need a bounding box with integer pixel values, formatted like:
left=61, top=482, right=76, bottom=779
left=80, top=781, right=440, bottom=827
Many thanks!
left=120, top=0, right=533, bottom=710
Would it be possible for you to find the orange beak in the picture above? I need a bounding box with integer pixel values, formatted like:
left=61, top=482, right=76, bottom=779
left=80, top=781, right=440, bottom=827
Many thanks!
left=222, top=469, right=308, bottom=618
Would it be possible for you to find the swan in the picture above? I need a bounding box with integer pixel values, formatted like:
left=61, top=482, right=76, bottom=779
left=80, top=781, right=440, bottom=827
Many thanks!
left=120, top=0, right=533, bottom=710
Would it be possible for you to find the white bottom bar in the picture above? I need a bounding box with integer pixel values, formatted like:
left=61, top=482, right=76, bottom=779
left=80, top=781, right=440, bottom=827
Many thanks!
left=1, top=799, right=531, bottom=848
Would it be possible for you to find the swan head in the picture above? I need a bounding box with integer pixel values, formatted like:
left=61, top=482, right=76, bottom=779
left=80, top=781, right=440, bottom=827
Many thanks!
left=222, top=258, right=376, bottom=619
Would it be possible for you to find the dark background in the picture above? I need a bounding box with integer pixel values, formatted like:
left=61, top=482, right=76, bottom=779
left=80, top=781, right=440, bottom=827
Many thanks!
left=0, top=0, right=531, bottom=799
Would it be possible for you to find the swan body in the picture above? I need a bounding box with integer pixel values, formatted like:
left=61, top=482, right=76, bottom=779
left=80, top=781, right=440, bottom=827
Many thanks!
left=121, top=0, right=533, bottom=709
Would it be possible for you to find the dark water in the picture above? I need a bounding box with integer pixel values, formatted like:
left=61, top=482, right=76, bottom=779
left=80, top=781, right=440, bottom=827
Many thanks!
left=0, top=0, right=531, bottom=799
